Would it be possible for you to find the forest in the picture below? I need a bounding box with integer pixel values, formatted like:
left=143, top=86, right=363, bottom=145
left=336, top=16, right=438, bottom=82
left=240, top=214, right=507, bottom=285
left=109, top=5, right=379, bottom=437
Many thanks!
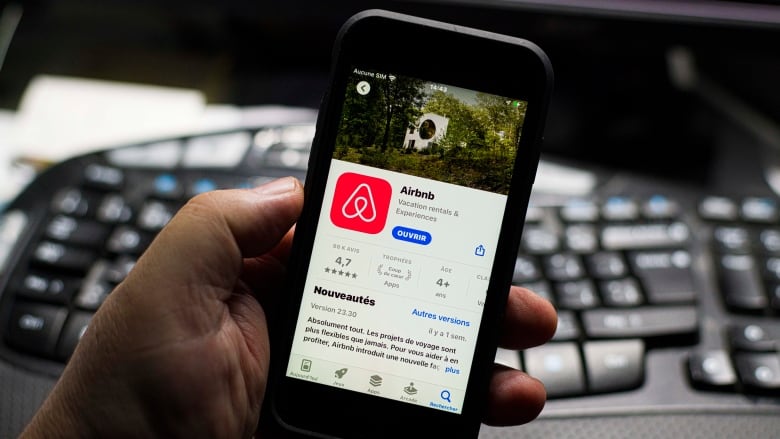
left=333, top=73, right=526, bottom=195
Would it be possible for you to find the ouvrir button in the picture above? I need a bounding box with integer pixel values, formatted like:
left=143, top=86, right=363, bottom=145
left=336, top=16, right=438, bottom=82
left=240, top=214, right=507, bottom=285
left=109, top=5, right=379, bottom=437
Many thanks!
left=392, top=226, right=431, bottom=245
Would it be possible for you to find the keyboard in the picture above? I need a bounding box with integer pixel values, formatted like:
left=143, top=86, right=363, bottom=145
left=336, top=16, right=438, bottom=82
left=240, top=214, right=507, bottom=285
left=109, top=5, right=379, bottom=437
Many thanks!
left=0, top=123, right=312, bottom=376
left=509, top=195, right=780, bottom=398
left=1, top=119, right=779, bottom=437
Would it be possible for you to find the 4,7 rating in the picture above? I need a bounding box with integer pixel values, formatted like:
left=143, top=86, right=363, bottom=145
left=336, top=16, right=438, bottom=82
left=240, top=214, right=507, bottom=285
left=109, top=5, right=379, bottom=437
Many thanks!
left=325, top=267, right=358, bottom=279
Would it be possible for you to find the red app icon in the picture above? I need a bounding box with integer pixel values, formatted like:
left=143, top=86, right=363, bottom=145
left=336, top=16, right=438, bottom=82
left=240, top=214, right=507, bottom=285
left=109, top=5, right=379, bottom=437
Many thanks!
left=330, top=172, right=392, bottom=234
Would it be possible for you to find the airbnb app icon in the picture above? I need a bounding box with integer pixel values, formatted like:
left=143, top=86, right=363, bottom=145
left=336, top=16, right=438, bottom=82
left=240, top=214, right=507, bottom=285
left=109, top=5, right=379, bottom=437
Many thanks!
left=330, top=172, right=392, bottom=234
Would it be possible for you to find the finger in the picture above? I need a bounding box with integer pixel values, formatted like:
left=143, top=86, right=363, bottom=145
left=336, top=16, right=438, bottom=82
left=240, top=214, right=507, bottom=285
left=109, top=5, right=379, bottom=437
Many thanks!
left=499, top=286, right=557, bottom=350
left=268, top=224, right=297, bottom=264
left=239, top=226, right=296, bottom=302
left=128, top=177, right=304, bottom=296
left=482, top=364, right=546, bottom=426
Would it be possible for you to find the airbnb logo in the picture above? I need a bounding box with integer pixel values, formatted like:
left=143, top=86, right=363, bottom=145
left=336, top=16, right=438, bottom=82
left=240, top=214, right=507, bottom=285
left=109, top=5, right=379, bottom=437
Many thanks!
left=331, top=172, right=392, bottom=234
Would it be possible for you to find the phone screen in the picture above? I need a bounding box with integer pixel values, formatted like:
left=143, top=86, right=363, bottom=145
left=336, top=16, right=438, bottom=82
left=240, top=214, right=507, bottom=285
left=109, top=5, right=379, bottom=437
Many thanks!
left=285, top=67, right=527, bottom=414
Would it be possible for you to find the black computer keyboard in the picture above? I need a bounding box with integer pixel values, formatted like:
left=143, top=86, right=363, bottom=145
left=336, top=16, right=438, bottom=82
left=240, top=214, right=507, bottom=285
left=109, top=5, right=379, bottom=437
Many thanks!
left=0, top=124, right=312, bottom=376
left=1, top=120, right=779, bottom=437
left=513, top=195, right=780, bottom=399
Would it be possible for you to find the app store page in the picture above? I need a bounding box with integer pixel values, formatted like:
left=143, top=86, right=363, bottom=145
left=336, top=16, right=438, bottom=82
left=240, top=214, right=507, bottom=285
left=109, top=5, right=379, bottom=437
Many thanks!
left=288, top=160, right=505, bottom=413
left=286, top=68, right=526, bottom=414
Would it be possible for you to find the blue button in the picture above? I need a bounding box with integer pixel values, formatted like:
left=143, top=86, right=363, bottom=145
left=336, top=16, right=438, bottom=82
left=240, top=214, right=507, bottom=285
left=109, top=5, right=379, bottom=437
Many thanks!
left=392, top=226, right=431, bottom=245
left=154, top=174, right=179, bottom=195
left=192, top=178, right=217, bottom=195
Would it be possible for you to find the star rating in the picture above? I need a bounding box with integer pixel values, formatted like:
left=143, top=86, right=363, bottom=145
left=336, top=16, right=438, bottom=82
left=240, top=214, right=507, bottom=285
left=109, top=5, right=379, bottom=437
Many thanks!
left=324, top=266, right=358, bottom=279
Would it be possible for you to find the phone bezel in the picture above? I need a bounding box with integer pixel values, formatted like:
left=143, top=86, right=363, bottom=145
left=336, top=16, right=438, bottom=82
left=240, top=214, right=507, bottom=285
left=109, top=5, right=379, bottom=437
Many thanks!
left=268, top=9, right=553, bottom=439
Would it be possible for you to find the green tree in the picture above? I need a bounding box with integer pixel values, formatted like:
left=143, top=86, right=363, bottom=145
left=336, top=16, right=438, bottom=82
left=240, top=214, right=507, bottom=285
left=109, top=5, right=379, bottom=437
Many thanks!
left=336, top=78, right=386, bottom=153
left=379, top=76, right=426, bottom=151
left=423, top=90, right=486, bottom=151
left=476, top=93, right=526, bottom=160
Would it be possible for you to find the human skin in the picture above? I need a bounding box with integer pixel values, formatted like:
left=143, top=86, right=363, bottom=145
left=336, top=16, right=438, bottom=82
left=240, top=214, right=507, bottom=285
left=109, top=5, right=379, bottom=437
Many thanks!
left=19, top=177, right=557, bottom=438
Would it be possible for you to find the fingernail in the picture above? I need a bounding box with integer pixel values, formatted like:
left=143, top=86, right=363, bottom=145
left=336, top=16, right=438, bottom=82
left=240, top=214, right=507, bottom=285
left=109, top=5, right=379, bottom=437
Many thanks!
left=254, top=177, right=299, bottom=196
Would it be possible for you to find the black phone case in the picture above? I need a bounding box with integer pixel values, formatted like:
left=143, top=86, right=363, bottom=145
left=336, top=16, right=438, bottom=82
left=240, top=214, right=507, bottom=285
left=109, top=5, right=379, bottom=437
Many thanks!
left=265, top=9, right=553, bottom=439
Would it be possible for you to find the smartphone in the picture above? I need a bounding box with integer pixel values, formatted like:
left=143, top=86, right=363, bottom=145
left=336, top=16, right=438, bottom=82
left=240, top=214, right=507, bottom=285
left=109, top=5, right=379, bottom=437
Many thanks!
left=266, top=9, right=552, bottom=438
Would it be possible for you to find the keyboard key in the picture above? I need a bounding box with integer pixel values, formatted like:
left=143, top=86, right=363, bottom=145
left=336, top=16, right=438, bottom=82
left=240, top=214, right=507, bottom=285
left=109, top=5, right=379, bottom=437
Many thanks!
left=5, top=302, right=67, bottom=357
left=520, top=280, right=554, bottom=305
left=759, top=229, right=780, bottom=254
left=152, top=174, right=183, bottom=199
left=770, top=284, right=780, bottom=312
left=734, top=352, right=780, bottom=391
left=688, top=350, right=737, bottom=389
left=582, top=306, right=698, bottom=339
left=137, top=200, right=177, bottom=231
left=57, top=311, right=93, bottom=360
left=494, top=347, right=522, bottom=370
left=513, top=255, right=542, bottom=283
left=740, top=197, right=779, bottom=223
left=104, top=256, right=137, bottom=283
left=106, top=140, right=183, bottom=168
left=521, top=226, right=560, bottom=254
left=587, top=251, right=628, bottom=279
left=523, top=342, right=585, bottom=397
left=45, top=215, right=110, bottom=247
left=728, top=324, right=779, bottom=352
left=602, top=222, right=689, bottom=250
left=641, top=195, right=679, bottom=219
left=556, top=279, right=599, bottom=309
left=264, top=143, right=310, bottom=170
left=718, top=254, right=769, bottom=311
left=544, top=253, right=585, bottom=281
left=96, top=194, right=133, bottom=223
left=629, top=250, right=696, bottom=304
left=51, top=188, right=96, bottom=217
left=551, top=310, right=580, bottom=341
left=600, top=278, right=643, bottom=307
left=107, top=226, right=152, bottom=254
left=602, top=196, right=639, bottom=221
left=564, top=224, right=598, bottom=253
left=524, top=205, right=545, bottom=223
left=559, top=199, right=599, bottom=222
left=713, top=226, right=752, bottom=254
left=17, top=272, right=79, bottom=304
left=763, top=256, right=780, bottom=281
left=83, top=164, right=124, bottom=190
left=699, top=196, right=738, bottom=221
left=183, top=131, right=251, bottom=168
left=74, top=261, right=113, bottom=310
left=555, top=279, right=599, bottom=310
left=583, top=339, right=644, bottom=393
left=32, top=241, right=95, bottom=272
left=188, top=178, right=219, bottom=196
left=0, top=211, right=28, bottom=275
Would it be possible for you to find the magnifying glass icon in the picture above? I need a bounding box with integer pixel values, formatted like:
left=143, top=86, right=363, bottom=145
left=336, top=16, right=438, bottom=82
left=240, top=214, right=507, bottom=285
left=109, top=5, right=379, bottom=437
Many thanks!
left=440, top=390, right=452, bottom=403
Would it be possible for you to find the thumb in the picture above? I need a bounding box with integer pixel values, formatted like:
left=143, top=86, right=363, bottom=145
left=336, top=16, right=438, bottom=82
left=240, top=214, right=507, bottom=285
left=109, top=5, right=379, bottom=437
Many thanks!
left=130, top=177, right=304, bottom=298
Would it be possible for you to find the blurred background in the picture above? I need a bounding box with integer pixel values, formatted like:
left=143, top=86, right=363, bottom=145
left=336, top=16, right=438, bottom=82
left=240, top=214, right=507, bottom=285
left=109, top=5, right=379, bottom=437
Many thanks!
left=2, top=1, right=780, bottom=437
left=2, top=0, right=780, bottom=187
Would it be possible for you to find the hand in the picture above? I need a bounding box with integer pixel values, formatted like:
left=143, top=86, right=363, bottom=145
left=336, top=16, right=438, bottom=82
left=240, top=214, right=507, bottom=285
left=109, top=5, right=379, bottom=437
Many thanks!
left=20, top=177, right=556, bottom=438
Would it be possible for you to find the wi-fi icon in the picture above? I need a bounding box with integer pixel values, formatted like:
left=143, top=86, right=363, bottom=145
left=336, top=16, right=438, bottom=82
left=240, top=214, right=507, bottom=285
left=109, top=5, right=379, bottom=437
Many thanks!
left=388, top=75, right=396, bottom=81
